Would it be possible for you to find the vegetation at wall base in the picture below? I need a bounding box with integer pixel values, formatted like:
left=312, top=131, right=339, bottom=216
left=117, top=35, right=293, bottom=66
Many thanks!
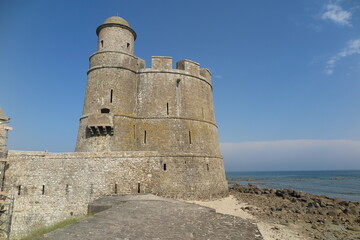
left=18, top=215, right=89, bottom=240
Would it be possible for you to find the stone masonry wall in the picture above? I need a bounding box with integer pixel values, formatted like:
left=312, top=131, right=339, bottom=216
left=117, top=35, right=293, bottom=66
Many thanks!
left=4, top=150, right=228, bottom=239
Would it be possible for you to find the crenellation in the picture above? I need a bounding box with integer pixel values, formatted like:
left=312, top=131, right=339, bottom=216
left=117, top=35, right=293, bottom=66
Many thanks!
left=176, top=59, right=200, bottom=77
left=137, top=57, right=146, bottom=70
left=200, top=68, right=212, bottom=84
left=151, top=56, right=173, bottom=70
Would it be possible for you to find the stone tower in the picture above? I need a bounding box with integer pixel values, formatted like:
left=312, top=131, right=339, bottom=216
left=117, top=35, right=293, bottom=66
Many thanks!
left=75, top=16, right=139, bottom=152
left=75, top=16, right=221, bottom=158
left=75, top=16, right=227, bottom=198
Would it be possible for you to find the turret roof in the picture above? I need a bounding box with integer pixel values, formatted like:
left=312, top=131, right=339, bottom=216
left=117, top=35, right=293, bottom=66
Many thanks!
left=103, top=16, right=131, bottom=28
left=96, top=16, right=136, bottom=39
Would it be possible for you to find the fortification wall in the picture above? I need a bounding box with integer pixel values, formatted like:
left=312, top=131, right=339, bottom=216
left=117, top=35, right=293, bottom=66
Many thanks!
left=5, top=150, right=228, bottom=238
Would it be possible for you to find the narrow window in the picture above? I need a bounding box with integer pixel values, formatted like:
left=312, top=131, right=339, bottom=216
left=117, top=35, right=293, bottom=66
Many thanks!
left=18, top=185, right=21, bottom=195
left=114, top=184, right=118, bottom=194
left=101, top=108, right=110, bottom=113
left=101, top=40, right=104, bottom=47
left=207, top=163, right=209, bottom=171
left=133, top=125, right=136, bottom=139
left=166, top=103, right=169, bottom=115
left=163, top=163, right=167, bottom=171
left=127, top=43, right=130, bottom=48
left=42, top=185, right=45, bottom=195
left=144, top=131, right=147, bottom=144
left=110, top=89, right=113, bottom=103
left=176, top=79, right=181, bottom=116
left=137, top=182, right=141, bottom=193
left=189, top=131, right=192, bottom=144
left=66, top=184, right=69, bottom=194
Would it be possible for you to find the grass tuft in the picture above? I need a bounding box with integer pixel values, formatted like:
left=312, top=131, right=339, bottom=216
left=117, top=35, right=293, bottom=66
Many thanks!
left=18, top=215, right=88, bottom=240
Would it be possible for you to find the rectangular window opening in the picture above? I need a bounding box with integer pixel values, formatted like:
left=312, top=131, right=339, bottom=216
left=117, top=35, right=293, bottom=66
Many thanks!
left=101, top=40, right=104, bottom=47
left=42, top=185, right=45, bottom=195
left=137, top=182, right=141, bottom=193
left=133, top=125, right=136, bottom=139
left=163, top=163, right=167, bottom=171
left=166, top=103, right=169, bottom=115
left=114, top=184, right=118, bottom=194
left=66, top=184, right=69, bottom=194
left=18, top=185, right=21, bottom=195
left=144, top=130, right=147, bottom=144
left=207, top=163, right=209, bottom=171
left=110, top=89, right=113, bottom=103
left=189, top=131, right=192, bottom=144
left=127, top=43, right=130, bottom=48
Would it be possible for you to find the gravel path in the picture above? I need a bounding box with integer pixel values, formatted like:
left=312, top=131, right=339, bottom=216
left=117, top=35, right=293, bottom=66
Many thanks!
left=40, top=195, right=263, bottom=240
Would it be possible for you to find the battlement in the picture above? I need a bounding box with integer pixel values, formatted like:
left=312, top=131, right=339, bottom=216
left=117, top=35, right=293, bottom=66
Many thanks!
left=176, top=59, right=200, bottom=76
left=147, top=56, right=212, bottom=83
left=151, top=56, right=173, bottom=70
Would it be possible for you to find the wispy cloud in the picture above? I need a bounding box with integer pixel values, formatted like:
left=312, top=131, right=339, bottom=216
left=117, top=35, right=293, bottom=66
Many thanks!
left=321, top=2, right=352, bottom=26
left=325, top=39, right=360, bottom=75
left=221, top=140, right=360, bottom=171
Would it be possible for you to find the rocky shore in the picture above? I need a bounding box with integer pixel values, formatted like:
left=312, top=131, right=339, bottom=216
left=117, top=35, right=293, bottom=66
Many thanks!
left=230, top=184, right=360, bottom=240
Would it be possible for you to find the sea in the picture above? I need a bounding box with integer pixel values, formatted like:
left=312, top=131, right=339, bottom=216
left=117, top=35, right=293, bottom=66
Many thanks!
left=226, top=170, right=360, bottom=202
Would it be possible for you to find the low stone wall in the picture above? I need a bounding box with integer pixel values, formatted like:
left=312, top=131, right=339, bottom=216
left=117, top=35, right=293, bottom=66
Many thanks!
left=4, top=150, right=228, bottom=238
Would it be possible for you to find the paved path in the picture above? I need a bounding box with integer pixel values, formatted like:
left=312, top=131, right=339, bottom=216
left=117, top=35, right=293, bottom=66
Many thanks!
left=40, top=195, right=263, bottom=240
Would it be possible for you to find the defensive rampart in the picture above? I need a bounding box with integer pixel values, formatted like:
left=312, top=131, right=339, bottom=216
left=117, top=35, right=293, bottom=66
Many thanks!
left=4, top=150, right=227, bottom=238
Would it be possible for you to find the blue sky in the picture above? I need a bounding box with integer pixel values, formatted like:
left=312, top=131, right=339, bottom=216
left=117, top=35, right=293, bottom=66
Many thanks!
left=1, top=0, right=360, bottom=171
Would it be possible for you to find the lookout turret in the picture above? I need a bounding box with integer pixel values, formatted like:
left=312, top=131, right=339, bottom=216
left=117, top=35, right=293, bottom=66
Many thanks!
left=96, top=16, right=136, bottom=54
left=76, top=16, right=142, bottom=152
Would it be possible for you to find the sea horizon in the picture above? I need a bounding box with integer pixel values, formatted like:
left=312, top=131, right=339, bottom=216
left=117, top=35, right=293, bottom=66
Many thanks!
left=226, top=169, right=360, bottom=202
left=226, top=169, right=360, bottom=173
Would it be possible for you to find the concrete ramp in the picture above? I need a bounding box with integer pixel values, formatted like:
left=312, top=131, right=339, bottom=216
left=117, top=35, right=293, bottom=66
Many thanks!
left=40, top=194, right=263, bottom=240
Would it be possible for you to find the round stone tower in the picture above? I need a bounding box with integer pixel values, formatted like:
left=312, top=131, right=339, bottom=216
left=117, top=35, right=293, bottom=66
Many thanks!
left=75, top=16, right=142, bottom=152
left=75, top=16, right=228, bottom=199
left=76, top=16, right=221, bottom=157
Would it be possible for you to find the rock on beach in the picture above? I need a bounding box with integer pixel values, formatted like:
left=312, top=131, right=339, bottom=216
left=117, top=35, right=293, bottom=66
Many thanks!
left=230, top=183, right=360, bottom=240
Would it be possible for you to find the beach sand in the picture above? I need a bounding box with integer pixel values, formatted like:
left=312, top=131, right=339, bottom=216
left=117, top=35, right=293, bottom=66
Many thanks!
left=188, top=195, right=308, bottom=240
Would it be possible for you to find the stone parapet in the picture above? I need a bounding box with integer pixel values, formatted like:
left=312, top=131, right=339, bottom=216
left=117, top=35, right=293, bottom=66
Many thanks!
left=88, top=51, right=141, bottom=72
left=141, top=57, right=212, bottom=85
